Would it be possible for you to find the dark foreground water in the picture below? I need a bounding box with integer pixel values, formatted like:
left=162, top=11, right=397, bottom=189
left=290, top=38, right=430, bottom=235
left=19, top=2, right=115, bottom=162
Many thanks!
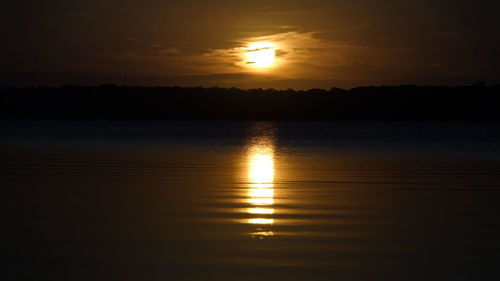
left=1, top=121, right=500, bottom=281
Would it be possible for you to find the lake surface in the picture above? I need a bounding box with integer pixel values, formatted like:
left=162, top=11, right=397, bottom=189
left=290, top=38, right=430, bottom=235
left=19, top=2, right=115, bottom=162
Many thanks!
left=2, top=121, right=500, bottom=280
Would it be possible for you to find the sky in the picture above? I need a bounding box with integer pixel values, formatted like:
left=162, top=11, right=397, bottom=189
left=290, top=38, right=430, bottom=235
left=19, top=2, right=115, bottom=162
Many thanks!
left=1, top=0, right=499, bottom=89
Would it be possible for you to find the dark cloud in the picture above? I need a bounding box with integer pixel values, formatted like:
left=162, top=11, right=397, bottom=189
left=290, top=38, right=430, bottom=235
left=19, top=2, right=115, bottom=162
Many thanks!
left=274, top=50, right=288, bottom=57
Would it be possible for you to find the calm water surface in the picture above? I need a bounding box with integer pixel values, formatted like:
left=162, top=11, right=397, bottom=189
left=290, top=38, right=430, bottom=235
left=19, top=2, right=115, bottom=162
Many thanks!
left=1, top=121, right=500, bottom=280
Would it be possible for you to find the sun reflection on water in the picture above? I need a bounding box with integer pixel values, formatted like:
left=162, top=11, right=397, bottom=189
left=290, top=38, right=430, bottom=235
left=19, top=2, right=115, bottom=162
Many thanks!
left=247, top=208, right=274, bottom=214
left=245, top=133, right=275, bottom=238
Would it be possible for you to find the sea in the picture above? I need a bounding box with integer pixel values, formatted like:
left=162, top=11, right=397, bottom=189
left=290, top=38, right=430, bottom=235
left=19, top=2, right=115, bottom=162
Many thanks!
left=1, top=121, right=500, bottom=280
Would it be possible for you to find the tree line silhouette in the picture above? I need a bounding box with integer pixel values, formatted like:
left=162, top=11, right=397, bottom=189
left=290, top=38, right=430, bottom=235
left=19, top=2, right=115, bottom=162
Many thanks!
left=1, top=84, right=499, bottom=121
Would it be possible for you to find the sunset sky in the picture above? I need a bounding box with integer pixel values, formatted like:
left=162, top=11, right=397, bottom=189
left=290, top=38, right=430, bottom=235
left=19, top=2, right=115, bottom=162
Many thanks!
left=2, top=0, right=499, bottom=89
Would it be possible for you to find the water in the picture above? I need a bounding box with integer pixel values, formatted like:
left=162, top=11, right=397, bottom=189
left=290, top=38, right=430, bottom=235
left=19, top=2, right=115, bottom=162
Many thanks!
left=2, top=121, right=500, bottom=280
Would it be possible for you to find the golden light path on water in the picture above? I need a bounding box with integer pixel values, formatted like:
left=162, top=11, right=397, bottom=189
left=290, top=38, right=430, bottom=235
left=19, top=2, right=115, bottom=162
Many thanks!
left=246, top=136, right=275, bottom=237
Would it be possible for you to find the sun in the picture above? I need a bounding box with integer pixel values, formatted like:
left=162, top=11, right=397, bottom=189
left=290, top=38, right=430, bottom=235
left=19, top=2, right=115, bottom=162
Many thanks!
left=246, top=42, right=275, bottom=68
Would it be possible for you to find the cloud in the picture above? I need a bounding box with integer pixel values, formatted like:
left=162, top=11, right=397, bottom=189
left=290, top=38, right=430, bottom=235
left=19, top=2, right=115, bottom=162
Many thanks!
left=151, top=45, right=181, bottom=55
left=275, top=49, right=288, bottom=57
left=92, top=28, right=411, bottom=85
left=162, top=48, right=181, bottom=55
left=196, top=29, right=421, bottom=82
left=200, top=31, right=361, bottom=78
left=104, top=29, right=414, bottom=84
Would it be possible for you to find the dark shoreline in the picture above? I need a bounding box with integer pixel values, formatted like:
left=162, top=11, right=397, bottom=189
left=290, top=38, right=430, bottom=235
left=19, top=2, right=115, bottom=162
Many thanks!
left=2, top=84, right=499, bottom=121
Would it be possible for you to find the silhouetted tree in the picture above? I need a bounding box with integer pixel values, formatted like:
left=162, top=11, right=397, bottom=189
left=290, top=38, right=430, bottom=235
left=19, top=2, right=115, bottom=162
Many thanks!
left=1, top=84, right=499, bottom=121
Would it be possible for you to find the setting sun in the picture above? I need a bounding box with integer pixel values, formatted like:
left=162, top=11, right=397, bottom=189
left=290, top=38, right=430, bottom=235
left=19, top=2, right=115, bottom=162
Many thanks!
left=246, top=42, right=275, bottom=68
